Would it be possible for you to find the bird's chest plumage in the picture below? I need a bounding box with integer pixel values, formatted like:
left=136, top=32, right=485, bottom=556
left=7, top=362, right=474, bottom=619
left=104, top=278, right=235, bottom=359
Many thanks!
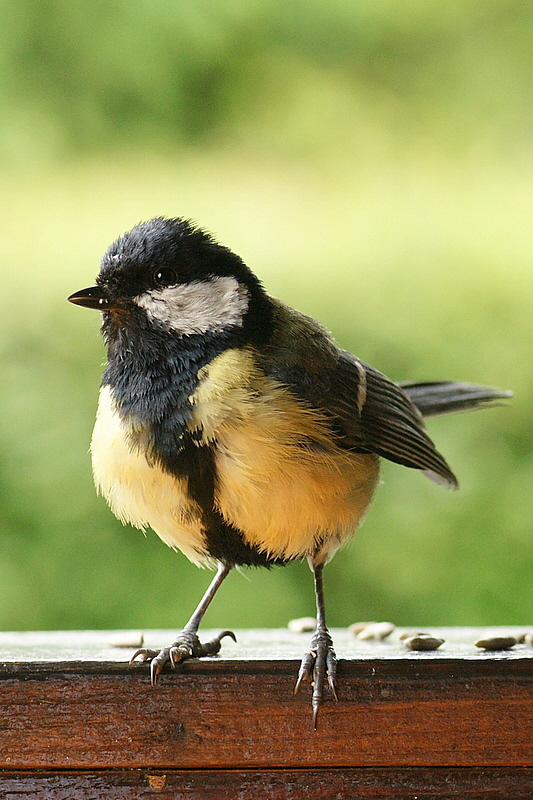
left=91, top=383, right=210, bottom=564
left=91, top=347, right=380, bottom=566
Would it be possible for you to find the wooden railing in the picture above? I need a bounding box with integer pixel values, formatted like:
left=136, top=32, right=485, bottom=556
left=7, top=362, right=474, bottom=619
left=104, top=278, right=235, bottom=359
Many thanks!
left=0, top=627, right=532, bottom=797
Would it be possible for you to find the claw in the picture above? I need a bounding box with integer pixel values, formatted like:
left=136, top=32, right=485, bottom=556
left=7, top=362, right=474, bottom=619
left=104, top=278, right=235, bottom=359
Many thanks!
left=312, top=702, right=320, bottom=732
left=168, top=643, right=192, bottom=667
left=130, top=648, right=158, bottom=664
left=219, top=629, right=237, bottom=643
left=199, top=629, right=237, bottom=657
left=296, top=629, right=338, bottom=729
left=294, top=650, right=314, bottom=695
left=327, top=649, right=338, bottom=701
left=130, top=629, right=236, bottom=683
left=150, top=655, right=167, bottom=686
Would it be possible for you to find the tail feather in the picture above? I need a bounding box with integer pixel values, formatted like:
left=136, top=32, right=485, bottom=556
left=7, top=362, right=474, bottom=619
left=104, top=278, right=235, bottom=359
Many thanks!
left=399, top=381, right=512, bottom=418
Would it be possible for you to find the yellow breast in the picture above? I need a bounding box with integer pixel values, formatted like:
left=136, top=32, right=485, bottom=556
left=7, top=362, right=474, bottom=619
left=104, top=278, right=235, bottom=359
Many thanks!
left=91, top=349, right=380, bottom=566
left=189, top=348, right=380, bottom=563
left=91, top=385, right=210, bottom=566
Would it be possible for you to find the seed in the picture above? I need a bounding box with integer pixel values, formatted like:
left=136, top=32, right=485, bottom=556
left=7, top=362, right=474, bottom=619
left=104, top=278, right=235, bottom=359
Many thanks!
left=399, top=630, right=429, bottom=641
left=349, top=621, right=377, bottom=635
left=474, top=636, right=518, bottom=651
left=105, top=632, right=144, bottom=648
left=403, top=635, right=444, bottom=651
left=356, top=621, right=395, bottom=640
left=288, top=617, right=316, bottom=633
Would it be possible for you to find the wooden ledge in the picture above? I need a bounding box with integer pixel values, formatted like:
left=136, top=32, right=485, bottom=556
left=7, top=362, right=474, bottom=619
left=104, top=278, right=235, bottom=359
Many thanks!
left=1, top=627, right=532, bottom=768
left=1, top=768, right=533, bottom=799
left=1, top=628, right=532, bottom=797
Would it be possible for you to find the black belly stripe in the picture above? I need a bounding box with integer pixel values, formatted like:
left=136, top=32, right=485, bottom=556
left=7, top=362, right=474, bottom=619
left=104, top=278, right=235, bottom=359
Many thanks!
left=158, top=432, right=287, bottom=568
left=102, top=317, right=288, bottom=566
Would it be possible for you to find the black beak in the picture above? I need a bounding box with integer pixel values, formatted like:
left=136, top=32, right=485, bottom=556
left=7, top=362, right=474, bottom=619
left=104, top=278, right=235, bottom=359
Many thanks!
left=67, top=285, right=110, bottom=311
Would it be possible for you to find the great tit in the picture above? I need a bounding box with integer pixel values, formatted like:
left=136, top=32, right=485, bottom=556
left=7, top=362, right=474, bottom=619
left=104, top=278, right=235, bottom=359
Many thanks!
left=68, top=216, right=510, bottom=727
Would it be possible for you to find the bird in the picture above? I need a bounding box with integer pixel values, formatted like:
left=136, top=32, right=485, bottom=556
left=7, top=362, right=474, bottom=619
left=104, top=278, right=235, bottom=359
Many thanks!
left=68, top=216, right=510, bottom=728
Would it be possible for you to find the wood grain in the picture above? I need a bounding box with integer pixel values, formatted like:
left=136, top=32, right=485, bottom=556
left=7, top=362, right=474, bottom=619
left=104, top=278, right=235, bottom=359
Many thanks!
left=1, top=768, right=533, bottom=799
left=0, top=627, right=532, bottom=770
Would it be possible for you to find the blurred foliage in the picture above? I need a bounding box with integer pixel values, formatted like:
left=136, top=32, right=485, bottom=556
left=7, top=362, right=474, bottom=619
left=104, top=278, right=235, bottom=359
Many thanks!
left=0, top=0, right=531, bottom=633
left=2, top=0, right=533, bottom=162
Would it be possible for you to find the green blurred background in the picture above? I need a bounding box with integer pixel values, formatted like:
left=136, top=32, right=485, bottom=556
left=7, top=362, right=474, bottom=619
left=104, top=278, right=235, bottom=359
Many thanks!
left=0, top=0, right=531, bottom=633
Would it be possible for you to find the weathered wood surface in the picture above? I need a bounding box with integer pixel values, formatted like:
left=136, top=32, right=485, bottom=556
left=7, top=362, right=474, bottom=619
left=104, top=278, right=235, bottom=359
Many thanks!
left=1, top=768, right=533, bottom=799
left=0, top=628, right=532, bottom=773
left=2, top=626, right=532, bottom=662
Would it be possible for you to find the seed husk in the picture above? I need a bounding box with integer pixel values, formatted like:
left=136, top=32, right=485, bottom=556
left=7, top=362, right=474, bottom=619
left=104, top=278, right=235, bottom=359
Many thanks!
left=105, top=632, right=144, bottom=649
left=356, top=621, right=395, bottom=640
left=399, top=630, right=429, bottom=641
left=288, top=616, right=316, bottom=633
left=474, top=636, right=518, bottom=651
left=403, top=635, right=444, bottom=651
left=349, top=621, right=377, bottom=636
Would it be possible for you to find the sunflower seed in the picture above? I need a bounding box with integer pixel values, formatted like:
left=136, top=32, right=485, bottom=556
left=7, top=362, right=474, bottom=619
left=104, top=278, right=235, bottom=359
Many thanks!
left=403, top=635, right=444, bottom=651
left=474, top=636, right=518, bottom=651
left=288, top=617, right=316, bottom=633
left=356, top=621, right=395, bottom=640
left=399, top=630, right=429, bottom=641
left=105, top=632, right=144, bottom=648
left=348, top=621, right=377, bottom=636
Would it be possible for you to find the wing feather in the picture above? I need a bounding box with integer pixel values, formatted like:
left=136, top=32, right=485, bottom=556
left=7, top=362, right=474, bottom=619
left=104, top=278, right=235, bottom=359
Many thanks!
left=259, top=300, right=457, bottom=488
left=337, top=354, right=458, bottom=488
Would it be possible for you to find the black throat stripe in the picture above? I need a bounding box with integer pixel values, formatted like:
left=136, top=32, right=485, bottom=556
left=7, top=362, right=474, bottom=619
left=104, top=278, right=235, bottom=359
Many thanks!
left=103, top=319, right=285, bottom=567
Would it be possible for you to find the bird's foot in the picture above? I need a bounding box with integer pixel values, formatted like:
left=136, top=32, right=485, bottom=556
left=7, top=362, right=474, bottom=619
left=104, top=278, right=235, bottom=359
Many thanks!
left=130, top=628, right=236, bottom=685
left=294, top=627, right=338, bottom=729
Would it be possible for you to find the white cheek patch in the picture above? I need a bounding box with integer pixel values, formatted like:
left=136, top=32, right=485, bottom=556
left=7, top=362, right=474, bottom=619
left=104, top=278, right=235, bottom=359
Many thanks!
left=134, top=276, right=250, bottom=335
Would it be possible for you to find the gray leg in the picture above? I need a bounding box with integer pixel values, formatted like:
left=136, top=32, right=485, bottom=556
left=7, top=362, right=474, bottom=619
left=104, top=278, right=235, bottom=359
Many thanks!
left=294, top=560, right=338, bottom=729
left=131, top=561, right=235, bottom=683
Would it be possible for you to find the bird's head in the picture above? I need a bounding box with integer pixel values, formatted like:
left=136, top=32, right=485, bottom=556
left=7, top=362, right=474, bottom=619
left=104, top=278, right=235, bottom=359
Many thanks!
left=68, top=217, right=270, bottom=341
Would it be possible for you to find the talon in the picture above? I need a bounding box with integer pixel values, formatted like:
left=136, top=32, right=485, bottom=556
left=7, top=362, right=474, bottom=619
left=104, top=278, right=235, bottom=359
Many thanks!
left=327, top=650, right=338, bottom=701
left=219, top=629, right=237, bottom=643
left=130, top=648, right=157, bottom=664
left=312, top=703, right=320, bottom=731
left=130, top=628, right=235, bottom=682
left=296, top=630, right=337, bottom=728
left=150, top=655, right=166, bottom=686
left=294, top=651, right=314, bottom=694
left=199, top=629, right=237, bottom=657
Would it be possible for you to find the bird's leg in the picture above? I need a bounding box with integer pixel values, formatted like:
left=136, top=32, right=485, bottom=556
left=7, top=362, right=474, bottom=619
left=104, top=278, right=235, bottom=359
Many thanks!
left=131, top=561, right=235, bottom=684
left=294, top=559, right=338, bottom=729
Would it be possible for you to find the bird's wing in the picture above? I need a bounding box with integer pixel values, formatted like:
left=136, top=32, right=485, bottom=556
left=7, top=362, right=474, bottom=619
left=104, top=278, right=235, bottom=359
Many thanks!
left=399, top=380, right=512, bottom=417
left=335, top=351, right=457, bottom=488
left=259, top=300, right=457, bottom=487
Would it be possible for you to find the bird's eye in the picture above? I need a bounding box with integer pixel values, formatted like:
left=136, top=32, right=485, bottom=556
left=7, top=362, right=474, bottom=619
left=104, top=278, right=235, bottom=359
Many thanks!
left=153, top=267, right=177, bottom=286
